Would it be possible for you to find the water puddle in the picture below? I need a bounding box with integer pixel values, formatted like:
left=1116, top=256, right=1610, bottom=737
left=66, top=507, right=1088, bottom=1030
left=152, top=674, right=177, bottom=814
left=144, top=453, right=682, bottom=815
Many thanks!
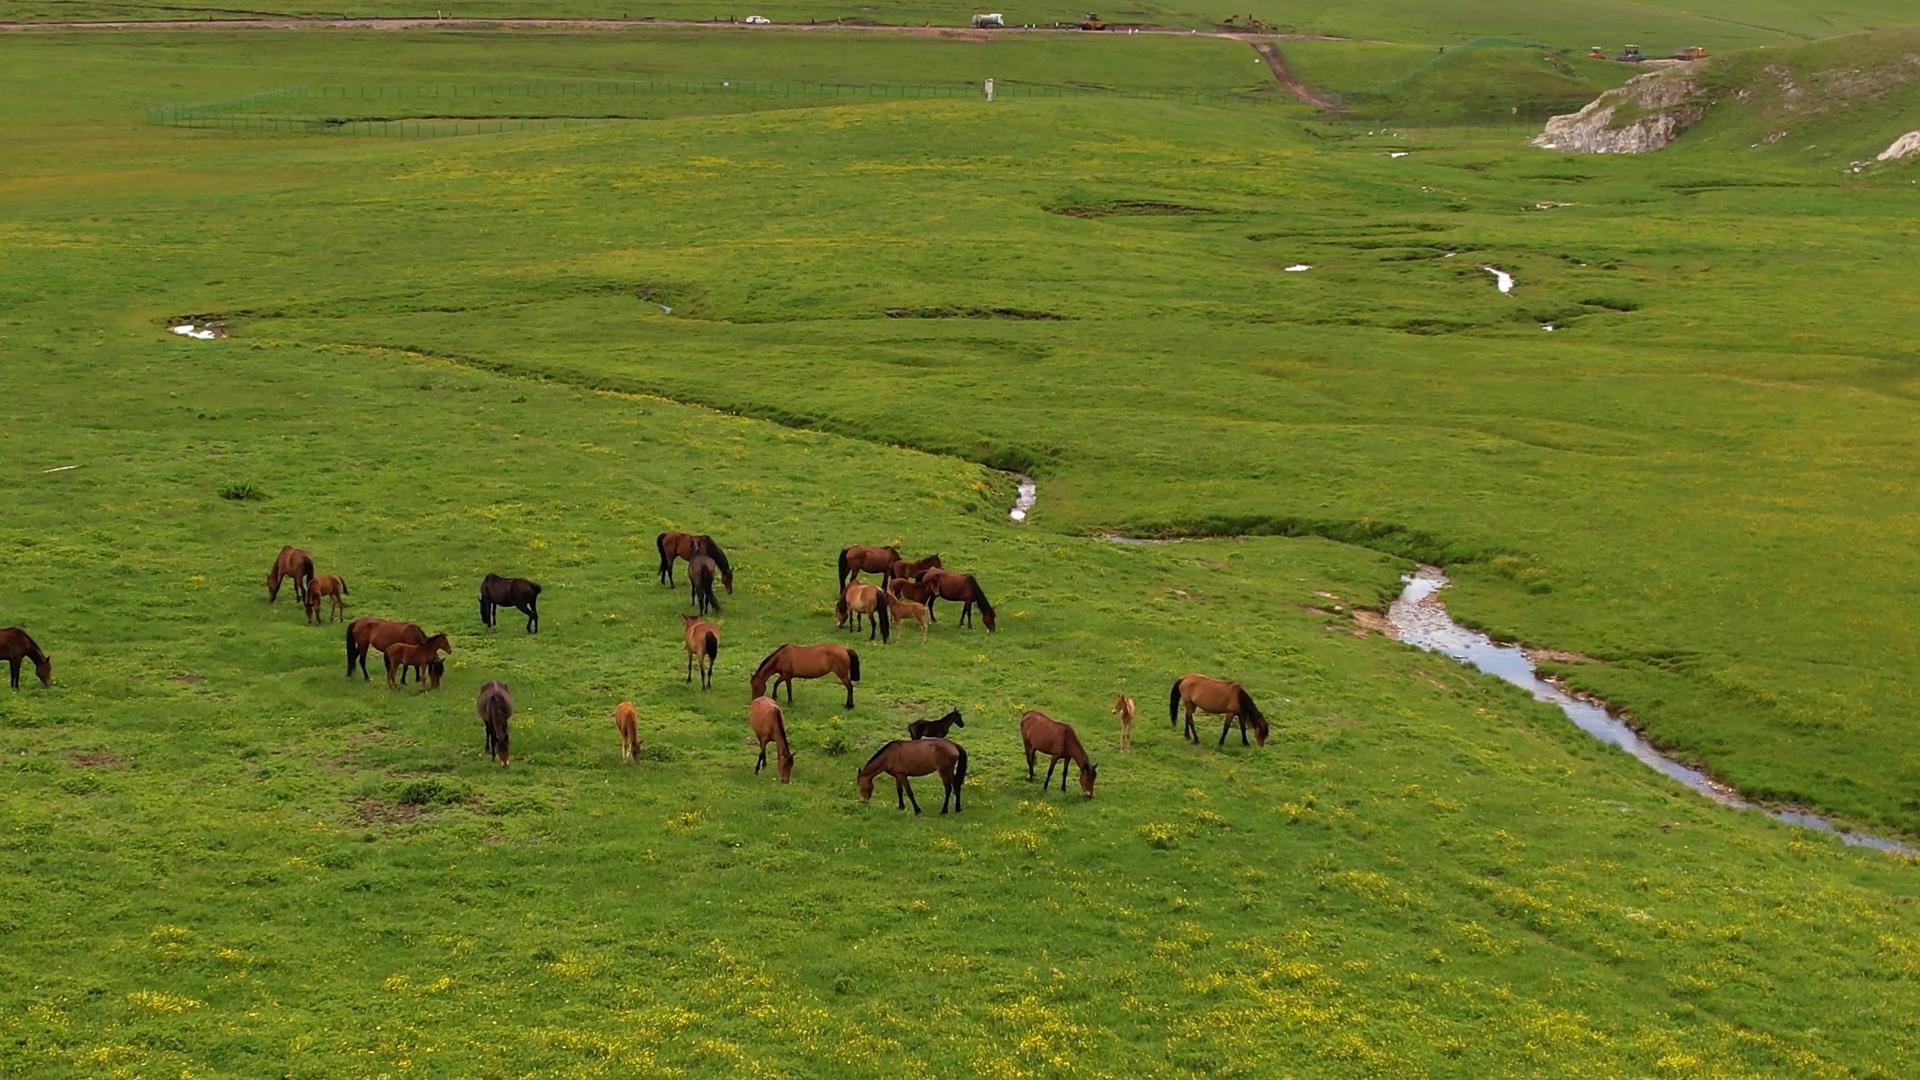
left=1008, top=475, right=1036, bottom=522
left=1482, top=267, right=1514, bottom=294
left=169, top=322, right=227, bottom=340
left=1387, top=566, right=1912, bottom=855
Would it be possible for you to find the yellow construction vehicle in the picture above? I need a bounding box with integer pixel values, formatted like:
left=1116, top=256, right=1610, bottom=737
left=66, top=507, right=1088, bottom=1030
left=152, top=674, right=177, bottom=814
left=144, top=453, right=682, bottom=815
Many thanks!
left=1672, top=45, right=1708, bottom=60
left=1077, top=11, right=1105, bottom=29
left=1586, top=45, right=1607, bottom=60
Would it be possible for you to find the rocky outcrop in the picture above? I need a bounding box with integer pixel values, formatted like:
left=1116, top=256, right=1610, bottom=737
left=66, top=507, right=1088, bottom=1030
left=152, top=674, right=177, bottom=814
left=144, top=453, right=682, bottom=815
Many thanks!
left=1877, top=130, right=1920, bottom=160
left=1531, top=67, right=1705, bottom=154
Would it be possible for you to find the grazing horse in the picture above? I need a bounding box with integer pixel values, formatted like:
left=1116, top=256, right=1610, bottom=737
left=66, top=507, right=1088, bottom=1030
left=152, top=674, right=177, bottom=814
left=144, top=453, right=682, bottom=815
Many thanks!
left=266, top=546, right=315, bottom=605
left=837, top=544, right=900, bottom=590
left=835, top=582, right=892, bottom=643
left=688, top=555, right=723, bottom=616
left=1113, top=694, right=1136, bottom=751
left=748, top=696, right=794, bottom=782
left=613, top=701, right=640, bottom=764
left=857, top=738, right=967, bottom=814
left=750, top=644, right=860, bottom=709
left=0, top=628, right=51, bottom=689
left=304, top=574, right=349, bottom=625
left=886, top=595, right=930, bottom=643
left=906, top=709, right=963, bottom=740
left=888, top=553, right=942, bottom=581
left=1021, top=710, right=1097, bottom=796
left=682, top=614, right=718, bottom=689
left=1170, top=674, right=1269, bottom=747
left=887, top=576, right=937, bottom=622
left=919, top=569, right=996, bottom=632
left=477, top=681, right=512, bottom=766
left=346, top=617, right=425, bottom=681
left=382, top=634, right=451, bottom=689
left=479, top=574, right=542, bottom=633
left=658, top=533, right=733, bottom=593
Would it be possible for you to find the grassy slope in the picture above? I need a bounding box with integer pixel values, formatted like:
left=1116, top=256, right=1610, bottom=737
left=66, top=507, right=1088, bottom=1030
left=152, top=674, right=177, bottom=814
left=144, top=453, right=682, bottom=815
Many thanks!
left=2, top=0, right=1917, bottom=43
left=1, top=27, right=1918, bottom=1077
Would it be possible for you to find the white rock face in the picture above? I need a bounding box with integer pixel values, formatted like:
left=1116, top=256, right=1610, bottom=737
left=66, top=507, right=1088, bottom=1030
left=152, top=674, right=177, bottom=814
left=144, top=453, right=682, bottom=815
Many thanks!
left=1877, top=130, right=1920, bottom=161
left=1531, top=67, right=1705, bottom=154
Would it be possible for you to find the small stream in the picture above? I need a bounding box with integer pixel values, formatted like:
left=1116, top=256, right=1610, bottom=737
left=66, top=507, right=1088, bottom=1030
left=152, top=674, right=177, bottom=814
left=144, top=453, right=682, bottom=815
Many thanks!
left=1008, top=475, right=1037, bottom=522
left=1482, top=266, right=1515, bottom=294
left=1388, top=566, right=1912, bottom=855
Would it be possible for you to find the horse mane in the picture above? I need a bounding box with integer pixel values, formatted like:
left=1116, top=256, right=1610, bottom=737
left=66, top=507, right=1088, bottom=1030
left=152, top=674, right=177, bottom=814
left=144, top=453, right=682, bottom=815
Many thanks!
left=1237, top=686, right=1265, bottom=725
left=859, top=740, right=903, bottom=773
left=701, top=537, right=731, bottom=576
left=967, top=576, right=994, bottom=617
left=752, top=645, right=789, bottom=680
left=1060, top=723, right=1089, bottom=762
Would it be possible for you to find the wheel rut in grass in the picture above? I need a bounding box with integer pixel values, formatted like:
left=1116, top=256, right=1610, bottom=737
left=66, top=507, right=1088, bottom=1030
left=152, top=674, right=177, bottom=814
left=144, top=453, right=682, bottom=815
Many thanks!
left=1248, top=42, right=1338, bottom=109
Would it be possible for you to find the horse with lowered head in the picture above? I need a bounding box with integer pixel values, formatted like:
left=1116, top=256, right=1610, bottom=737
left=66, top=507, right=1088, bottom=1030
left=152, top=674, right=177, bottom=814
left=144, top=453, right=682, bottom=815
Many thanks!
left=751, top=643, right=860, bottom=709
left=857, top=738, right=967, bottom=814
left=1, top=627, right=51, bottom=689
left=480, top=574, right=541, bottom=633
left=1170, top=673, right=1268, bottom=748
left=918, top=569, right=996, bottom=632
left=266, top=546, right=315, bottom=605
left=1021, top=710, right=1096, bottom=797
left=658, top=532, right=733, bottom=593
left=477, top=681, right=512, bottom=766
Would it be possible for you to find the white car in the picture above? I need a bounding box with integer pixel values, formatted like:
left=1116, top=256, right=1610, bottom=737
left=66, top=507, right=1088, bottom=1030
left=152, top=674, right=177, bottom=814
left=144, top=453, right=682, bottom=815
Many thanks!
left=744, top=14, right=770, bottom=23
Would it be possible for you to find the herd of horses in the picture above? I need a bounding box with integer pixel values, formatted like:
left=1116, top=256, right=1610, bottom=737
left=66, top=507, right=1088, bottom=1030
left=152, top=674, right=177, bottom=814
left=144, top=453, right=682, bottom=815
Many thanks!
left=3, top=531, right=1271, bottom=816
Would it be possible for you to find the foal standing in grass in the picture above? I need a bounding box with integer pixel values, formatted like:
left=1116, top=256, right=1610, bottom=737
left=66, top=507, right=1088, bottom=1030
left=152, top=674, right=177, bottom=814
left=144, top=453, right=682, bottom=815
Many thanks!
left=682, top=614, right=718, bottom=689
left=748, top=696, right=794, bottom=782
left=303, top=574, right=349, bottom=624
left=1113, top=694, right=1135, bottom=751
left=613, top=701, right=640, bottom=764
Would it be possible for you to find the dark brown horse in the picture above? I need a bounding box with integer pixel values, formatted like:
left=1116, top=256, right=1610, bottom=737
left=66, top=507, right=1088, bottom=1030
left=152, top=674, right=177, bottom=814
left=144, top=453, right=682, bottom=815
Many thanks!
left=888, top=553, right=942, bottom=581
left=1170, top=674, right=1268, bottom=747
left=658, top=532, right=733, bottom=593
left=918, top=569, right=996, bottom=631
left=0, top=627, right=51, bottom=689
left=382, top=634, right=451, bottom=689
left=682, top=614, right=718, bottom=689
left=346, top=617, right=424, bottom=681
left=1021, top=710, right=1096, bottom=796
left=688, top=555, right=723, bottom=616
left=749, top=696, right=794, bottom=782
left=750, top=644, right=860, bottom=709
left=477, top=681, right=512, bottom=766
left=835, top=582, right=891, bottom=643
left=266, top=546, right=315, bottom=605
left=837, top=544, right=900, bottom=591
left=906, top=709, right=963, bottom=740
left=479, top=574, right=541, bottom=633
left=858, top=738, right=967, bottom=813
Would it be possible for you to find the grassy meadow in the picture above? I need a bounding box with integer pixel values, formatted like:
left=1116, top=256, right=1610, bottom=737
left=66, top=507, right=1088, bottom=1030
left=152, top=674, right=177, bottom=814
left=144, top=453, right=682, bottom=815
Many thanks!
left=2, top=21, right=1919, bottom=1078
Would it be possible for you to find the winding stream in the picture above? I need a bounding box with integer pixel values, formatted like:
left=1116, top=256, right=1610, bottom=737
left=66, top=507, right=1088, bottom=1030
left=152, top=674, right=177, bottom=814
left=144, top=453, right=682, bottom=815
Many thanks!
left=1008, top=475, right=1037, bottom=522
left=1388, top=566, right=1912, bottom=855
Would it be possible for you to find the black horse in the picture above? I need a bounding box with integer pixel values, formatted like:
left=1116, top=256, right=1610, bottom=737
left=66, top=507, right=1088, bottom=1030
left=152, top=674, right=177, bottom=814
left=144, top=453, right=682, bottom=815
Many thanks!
left=688, top=555, right=723, bottom=616
left=480, top=574, right=542, bottom=633
left=906, top=709, right=964, bottom=740
left=477, top=681, right=512, bottom=766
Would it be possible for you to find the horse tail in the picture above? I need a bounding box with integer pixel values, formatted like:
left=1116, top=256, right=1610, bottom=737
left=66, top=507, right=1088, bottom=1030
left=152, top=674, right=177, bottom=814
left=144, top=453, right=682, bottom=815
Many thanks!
left=346, top=621, right=360, bottom=674
left=836, top=548, right=850, bottom=591
left=703, top=631, right=718, bottom=661
left=529, top=582, right=542, bottom=597
left=656, top=533, right=669, bottom=574
left=954, top=744, right=969, bottom=790
left=878, top=598, right=891, bottom=643
left=847, top=649, right=861, bottom=683
left=338, top=577, right=348, bottom=595
left=969, top=577, right=994, bottom=619
left=1169, top=677, right=1184, bottom=727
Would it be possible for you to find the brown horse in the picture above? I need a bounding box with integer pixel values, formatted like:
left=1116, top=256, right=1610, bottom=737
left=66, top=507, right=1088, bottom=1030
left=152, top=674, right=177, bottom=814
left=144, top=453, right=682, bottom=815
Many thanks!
left=1170, top=674, right=1269, bottom=747
left=835, top=582, right=892, bottom=643
left=688, top=555, right=723, bottom=616
left=837, top=544, right=900, bottom=591
left=1021, top=710, right=1097, bottom=796
left=477, top=681, right=512, bottom=766
left=1, top=627, right=51, bottom=689
left=857, top=738, right=967, bottom=813
left=682, top=615, right=718, bottom=689
left=658, top=532, right=733, bottom=593
left=886, top=595, right=930, bottom=643
left=1113, top=694, right=1136, bottom=751
left=918, top=569, right=996, bottom=631
left=303, top=574, right=349, bottom=625
left=382, top=634, right=451, bottom=689
left=888, top=553, right=942, bottom=581
left=346, top=617, right=424, bottom=681
left=887, top=576, right=937, bottom=622
left=614, top=701, right=640, bottom=764
left=750, top=644, right=860, bottom=709
left=748, top=696, right=794, bottom=782
left=906, top=709, right=963, bottom=740
left=266, top=546, right=315, bottom=605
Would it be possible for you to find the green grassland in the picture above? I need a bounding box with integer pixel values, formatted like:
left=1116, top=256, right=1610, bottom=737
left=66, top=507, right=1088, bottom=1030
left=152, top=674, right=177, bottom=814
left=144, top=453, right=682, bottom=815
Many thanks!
left=2, top=23, right=1919, bottom=1078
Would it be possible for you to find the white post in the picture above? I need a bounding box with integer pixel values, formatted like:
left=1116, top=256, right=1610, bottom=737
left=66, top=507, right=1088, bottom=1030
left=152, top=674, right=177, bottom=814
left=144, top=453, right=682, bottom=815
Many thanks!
left=984, top=78, right=995, bottom=102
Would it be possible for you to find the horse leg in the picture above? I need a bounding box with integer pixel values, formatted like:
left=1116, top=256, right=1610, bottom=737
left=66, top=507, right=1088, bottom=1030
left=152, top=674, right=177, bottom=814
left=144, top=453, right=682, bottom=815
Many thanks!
left=961, top=601, right=972, bottom=627
left=1240, top=714, right=1250, bottom=746
left=1042, top=755, right=1058, bottom=789
left=903, top=777, right=922, bottom=815
left=1219, top=715, right=1233, bottom=748
left=940, top=766, right=954, bottom=814
left=704, top=656, right=714, bottom=690
left=525, top=599, right=537, bottom=634
left=840, top=669, right=854, bottom=709
left=686, top=651, right=694, bottom=683
left=895, top=776, right=906, bottom=810
left=1025, top=743, right=1037, bottom=780
left=8, top=658, right=18, bottom=689
left=868, top=613, right=878, bottom=641
left=783, top=676, right=794, bottom=703
left=755, top=743, right=767, bottom=773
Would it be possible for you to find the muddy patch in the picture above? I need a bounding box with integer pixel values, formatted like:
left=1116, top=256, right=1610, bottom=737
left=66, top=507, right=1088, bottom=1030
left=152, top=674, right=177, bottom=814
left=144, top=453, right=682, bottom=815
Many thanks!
left=1386, top=565, right=1913, bottom=855
left=168, top=673, right=206, bottom=684
left=1047, top=200, right=1216, bottom=219
left=351, top=797, right=423, bottom=826
left=71, top=750, right=129, bottom=769
left=885, top=306, right=1065, bottom=321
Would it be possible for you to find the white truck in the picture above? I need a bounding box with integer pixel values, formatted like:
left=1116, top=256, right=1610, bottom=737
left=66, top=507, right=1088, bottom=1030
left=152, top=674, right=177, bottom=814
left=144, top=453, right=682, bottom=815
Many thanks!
left=970, top=13, right=1005, bottom=27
